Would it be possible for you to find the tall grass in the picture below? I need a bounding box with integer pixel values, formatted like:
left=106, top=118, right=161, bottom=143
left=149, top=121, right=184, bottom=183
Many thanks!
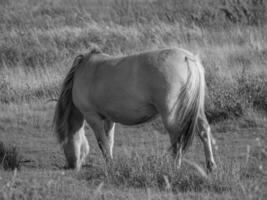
left=0, top=0, right=266, bottom=120
left=1, top=150, right=266, bottom=199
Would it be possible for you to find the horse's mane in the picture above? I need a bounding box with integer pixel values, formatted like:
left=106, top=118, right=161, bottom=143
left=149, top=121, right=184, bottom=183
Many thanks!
left=81, top=47, right=102, bottom=63
left=89, top=47, right=102, bottom=55
left=53, top=54, right=84, bottom=143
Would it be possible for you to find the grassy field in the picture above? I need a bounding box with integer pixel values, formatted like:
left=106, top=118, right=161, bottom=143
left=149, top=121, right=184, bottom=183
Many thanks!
left=0, top=0, right=267, bottom=199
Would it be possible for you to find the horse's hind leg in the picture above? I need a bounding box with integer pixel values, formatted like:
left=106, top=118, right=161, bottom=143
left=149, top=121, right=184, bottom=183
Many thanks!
left=162, top=118, right=183, bottom=169
left=170, top=142, right=183, bottom=169
left=197, top=112, right=217, bottom=172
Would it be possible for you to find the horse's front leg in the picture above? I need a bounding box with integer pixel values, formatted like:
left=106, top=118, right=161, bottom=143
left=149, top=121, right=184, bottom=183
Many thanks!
left=104, top=119, right=115, bottom=159
left=85, top=114, right=114, bottom=170
left=62, top=116, right=88, bottom=171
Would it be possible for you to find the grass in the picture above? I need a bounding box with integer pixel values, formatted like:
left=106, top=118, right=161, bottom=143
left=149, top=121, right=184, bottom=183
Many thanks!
left=0, top=141, right=22, bottom=170
left=0, top=148, right=266, bottom=199
left=1, top=2, right=266, bottom=118
left=0, top=0, right=267, bottom=199
left=0, top=102, right=266, bottom=199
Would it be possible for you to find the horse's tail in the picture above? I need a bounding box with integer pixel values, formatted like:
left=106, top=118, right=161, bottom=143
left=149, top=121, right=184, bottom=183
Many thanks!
left=173, top=54, right=205, bottom=152
left=53, top=55, right=84, bottom=144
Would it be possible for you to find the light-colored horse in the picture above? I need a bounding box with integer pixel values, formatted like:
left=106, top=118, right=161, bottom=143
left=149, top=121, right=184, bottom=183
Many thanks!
left=53, top=47, right=217, bottom=172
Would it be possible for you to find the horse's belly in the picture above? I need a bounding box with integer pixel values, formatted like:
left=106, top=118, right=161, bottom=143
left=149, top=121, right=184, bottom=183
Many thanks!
left=104, top=103, right=158, bottom=125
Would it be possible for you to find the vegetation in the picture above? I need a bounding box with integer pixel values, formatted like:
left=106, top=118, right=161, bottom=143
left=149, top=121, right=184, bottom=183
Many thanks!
left=0, top=0, right=266, bottom=119
left=0, top=0, right=266, bottom=199
left=0, top=141, right=22, bottom=170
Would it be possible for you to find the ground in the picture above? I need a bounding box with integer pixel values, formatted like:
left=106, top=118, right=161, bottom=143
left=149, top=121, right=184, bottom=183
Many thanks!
left=0, top=102, right=266, bottom=199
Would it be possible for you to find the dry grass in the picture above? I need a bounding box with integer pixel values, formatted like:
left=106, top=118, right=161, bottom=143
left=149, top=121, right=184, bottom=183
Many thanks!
left=0, top=0, right=267, bottom=199
left=0, top=149, right=266, bottom=199
left=0, top=0, right=266, bottom=119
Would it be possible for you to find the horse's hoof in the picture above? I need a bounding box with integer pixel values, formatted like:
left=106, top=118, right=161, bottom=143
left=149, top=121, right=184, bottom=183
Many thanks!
left=207, top=161, right=217, bottom=173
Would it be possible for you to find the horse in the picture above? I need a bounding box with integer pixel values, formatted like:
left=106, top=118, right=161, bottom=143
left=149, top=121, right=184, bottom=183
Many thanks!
left=53, top=47, right=217, bottom=172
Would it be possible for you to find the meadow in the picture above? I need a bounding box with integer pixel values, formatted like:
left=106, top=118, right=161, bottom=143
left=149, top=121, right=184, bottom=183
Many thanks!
left=0, top=0, right=267, bottom=199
